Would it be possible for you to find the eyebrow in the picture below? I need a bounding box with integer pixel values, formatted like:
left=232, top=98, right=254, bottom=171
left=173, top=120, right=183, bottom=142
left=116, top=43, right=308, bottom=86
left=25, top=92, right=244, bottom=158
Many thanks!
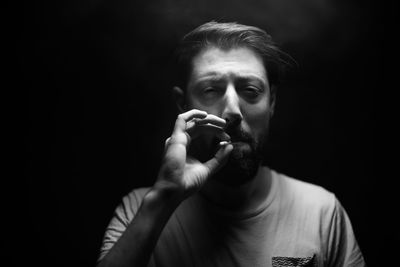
left=195, top=72, right=267, bottom=86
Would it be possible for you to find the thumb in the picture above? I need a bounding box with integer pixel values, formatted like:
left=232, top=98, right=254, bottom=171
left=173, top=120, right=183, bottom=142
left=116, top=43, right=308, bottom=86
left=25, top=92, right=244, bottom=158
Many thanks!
left=203, top=143, right=233, bottom=175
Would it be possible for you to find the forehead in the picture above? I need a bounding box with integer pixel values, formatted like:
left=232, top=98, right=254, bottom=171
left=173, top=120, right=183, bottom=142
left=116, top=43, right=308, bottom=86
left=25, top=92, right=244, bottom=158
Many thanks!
left=189, top=46, right=267, bottom=83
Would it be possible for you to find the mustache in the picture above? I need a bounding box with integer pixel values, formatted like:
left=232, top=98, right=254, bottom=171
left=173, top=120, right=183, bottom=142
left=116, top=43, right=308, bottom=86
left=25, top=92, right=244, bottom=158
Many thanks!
left=225, top=127, right=254, bottom=143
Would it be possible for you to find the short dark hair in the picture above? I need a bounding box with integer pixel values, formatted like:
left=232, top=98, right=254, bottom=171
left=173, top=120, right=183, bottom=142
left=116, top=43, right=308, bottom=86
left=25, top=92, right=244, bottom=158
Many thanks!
left=174, top=21, right=292, bottom=90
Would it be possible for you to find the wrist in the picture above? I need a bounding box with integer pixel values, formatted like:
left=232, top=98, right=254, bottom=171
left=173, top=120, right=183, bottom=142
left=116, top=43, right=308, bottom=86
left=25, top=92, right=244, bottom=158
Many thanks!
left=147, top=181, right=185, bottom=210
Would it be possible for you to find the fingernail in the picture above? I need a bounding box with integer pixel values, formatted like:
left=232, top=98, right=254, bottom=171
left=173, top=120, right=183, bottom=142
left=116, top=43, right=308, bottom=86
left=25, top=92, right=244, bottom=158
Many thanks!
left=219, top=141, right=231, bottom=146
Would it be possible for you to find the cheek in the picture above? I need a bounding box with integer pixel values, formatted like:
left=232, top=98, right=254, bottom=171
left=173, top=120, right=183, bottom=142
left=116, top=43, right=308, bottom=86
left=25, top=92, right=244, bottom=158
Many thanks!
left=243, top=101, right=271, bottom=137
left=186, top=95, right=222, bottom=116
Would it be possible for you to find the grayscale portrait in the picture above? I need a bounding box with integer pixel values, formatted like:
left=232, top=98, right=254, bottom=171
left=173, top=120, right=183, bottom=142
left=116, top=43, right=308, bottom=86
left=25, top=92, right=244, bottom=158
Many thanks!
left=23, top=1, right=386, bottom=267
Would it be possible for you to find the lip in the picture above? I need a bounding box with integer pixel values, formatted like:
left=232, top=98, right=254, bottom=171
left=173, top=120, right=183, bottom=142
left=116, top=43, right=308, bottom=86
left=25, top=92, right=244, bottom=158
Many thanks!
left=230, top=141, right=250, bottom=146
left=229, top=139, right=249, bottom=143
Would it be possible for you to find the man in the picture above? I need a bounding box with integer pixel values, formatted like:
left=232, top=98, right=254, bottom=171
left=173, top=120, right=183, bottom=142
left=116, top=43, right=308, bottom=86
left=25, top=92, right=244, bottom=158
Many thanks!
left=97, top=22, right=365, bottom=267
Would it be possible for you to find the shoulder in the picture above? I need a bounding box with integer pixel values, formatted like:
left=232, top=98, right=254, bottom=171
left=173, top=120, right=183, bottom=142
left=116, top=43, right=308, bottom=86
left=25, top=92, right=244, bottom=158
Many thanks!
left=272, top=170, right=337, bottom=215
left=269, top=171, right=366, bottom=266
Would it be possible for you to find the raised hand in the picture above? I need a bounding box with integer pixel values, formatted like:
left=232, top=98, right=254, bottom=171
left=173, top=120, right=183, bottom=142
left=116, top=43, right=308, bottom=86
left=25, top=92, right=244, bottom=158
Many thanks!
left=156, top=109, right=233, bottom=199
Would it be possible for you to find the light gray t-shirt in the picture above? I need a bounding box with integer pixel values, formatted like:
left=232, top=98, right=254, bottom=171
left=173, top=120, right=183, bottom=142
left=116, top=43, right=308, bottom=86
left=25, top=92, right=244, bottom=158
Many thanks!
left=99, top=169, right=365, bottom=267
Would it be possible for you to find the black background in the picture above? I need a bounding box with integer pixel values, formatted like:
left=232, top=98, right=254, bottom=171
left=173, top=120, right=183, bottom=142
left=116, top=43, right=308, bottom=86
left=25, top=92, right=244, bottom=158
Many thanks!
left=18, top=0, right=385, bottom=266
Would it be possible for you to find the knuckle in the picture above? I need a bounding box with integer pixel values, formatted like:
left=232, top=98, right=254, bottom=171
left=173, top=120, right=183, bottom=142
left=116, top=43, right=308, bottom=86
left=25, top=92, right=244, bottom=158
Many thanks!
left=192, top=109, right=207, bottom=115
left=169, top=133, right=188, bottom=146
left=165, top=137, right=171, bottom=145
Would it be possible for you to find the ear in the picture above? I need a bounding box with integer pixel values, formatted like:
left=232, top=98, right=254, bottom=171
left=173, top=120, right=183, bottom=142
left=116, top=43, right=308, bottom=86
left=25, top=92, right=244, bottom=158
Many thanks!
left=172, top=86, right=186, bottom=112
left=269, top=85, right=277, bottom=117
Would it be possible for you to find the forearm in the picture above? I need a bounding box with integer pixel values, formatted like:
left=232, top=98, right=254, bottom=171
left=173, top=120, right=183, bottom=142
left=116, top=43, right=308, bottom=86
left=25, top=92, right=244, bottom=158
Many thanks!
left=97, top=184, right=183, bottom=267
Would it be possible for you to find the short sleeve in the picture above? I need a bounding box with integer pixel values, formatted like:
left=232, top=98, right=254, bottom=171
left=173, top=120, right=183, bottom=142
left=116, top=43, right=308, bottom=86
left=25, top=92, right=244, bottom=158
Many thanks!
left=326, top=197, right=366, bottom=267
left=97, top=188, right=148, bottom=263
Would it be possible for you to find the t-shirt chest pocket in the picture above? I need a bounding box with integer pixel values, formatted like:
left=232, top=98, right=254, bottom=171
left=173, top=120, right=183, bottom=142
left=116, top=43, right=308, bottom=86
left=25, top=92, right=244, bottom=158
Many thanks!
left=272, top=255, right=316, bottom=267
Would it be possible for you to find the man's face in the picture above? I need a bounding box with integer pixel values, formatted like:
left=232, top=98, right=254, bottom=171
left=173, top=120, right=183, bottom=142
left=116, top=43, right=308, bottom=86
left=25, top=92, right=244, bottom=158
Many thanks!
left=184, top=46, right=275, bottom=184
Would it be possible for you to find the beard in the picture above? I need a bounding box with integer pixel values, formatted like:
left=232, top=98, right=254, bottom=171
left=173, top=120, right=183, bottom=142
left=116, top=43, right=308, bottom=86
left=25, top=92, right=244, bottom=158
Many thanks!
left=188, top=125, right=267, bottom=186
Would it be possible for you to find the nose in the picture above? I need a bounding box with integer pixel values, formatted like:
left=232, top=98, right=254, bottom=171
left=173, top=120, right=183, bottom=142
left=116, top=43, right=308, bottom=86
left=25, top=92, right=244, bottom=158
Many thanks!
left=222, top=84, right=243, bottom=128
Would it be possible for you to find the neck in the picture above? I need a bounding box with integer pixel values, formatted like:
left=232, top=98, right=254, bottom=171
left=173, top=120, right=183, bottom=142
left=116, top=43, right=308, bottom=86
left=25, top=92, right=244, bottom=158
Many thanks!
left=199, top=165, right=272, bottom=214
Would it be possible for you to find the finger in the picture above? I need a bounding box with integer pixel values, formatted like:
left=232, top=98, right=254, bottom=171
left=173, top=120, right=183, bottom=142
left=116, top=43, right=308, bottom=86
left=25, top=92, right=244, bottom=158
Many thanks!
left=187, top=124, right=230, bottom=141
left=190, top=114, right=226, bottom=128
left=164, top=137, right=171, bottom=151
left=169, top=110, right=208, bottom=147
left=204, top=143, right=233, bottom=175
left=174, top=109, right=208, bottom=133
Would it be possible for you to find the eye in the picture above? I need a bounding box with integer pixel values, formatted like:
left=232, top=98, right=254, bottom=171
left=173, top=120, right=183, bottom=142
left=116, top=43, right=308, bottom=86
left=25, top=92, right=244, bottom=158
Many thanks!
left=241, top=86, right=262, bottom=98
left=203, top=87, right=217, bottom=94
left=199, top=87, right=221, bottom=101
left=202, top=87, right=223, bottom=97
